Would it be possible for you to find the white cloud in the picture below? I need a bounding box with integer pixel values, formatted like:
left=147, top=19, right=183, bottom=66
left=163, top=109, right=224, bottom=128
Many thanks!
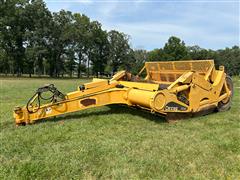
left=98, top=1, right=119, bottom=18
left=44, top=0, right=239, bottom=50
left=102, top=21, right=238, bottom=50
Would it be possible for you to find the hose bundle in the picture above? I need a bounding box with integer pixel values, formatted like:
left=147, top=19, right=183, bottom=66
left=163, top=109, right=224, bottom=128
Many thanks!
left=26, top=84, right=65, bottom=113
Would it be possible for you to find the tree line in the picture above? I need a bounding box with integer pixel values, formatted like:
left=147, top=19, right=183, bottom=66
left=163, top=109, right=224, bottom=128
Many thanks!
left=146, top=37, right=239, bottom=76
left=0, top=0, right=239, bottom=77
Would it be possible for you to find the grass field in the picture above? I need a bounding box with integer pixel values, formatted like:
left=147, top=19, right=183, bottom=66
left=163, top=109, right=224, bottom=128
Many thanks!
left=0, top=77, right=239, bottom=179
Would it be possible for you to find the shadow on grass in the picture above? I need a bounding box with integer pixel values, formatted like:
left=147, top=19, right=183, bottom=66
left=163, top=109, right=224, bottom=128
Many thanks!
left=35, top=104, right=166, bottom=125
left=8, top=105, right=220, bottom=128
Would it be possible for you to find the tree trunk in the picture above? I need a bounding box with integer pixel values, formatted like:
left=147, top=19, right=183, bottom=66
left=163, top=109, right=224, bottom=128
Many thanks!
left=77, top=68, right=81, bottom=78
left=15, top=35, right=24, bottom=77
left=87, top=59, right=90, bottom=78
left=77, top=54, right=82, bottom=78
left=17, top=67, right=21, bottom=77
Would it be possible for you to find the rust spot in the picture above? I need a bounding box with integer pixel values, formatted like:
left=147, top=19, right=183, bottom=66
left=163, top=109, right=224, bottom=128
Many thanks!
left=80, top=98, right=96, bottom=106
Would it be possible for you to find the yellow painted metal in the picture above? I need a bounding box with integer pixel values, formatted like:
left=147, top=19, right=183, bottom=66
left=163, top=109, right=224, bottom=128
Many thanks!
left=110, top=70, right=126, bottom=81
left=153, top=92, right=166, bottom=111
left=167, top=72, right=193, bottom=90
left=13, top=60, right=233, bottom=125
left=127, top=89, right=156, bottom=108
left=83, top=79, right=108, bottom=89
left=143, top=60, right=214, bottom=83
left=119, top=81, right=159, bottom=91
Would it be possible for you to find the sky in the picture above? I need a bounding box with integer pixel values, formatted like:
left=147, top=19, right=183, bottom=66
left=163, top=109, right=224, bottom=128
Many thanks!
left=45, top=0, right=239, bottom=50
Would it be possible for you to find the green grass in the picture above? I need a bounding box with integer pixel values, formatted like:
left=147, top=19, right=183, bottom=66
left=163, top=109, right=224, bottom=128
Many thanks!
left=0, top=77, right=240, bottom=179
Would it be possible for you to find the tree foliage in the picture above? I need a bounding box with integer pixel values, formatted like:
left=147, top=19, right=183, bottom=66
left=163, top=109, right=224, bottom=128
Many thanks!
left=142, top=37, right=239, bottom=76
left=107, top=30, right=134, bottom=73
left=0, top=0, right=133, bottom=77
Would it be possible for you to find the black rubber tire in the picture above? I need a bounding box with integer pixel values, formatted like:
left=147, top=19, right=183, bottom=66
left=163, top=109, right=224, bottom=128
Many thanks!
left=217, top=75, right=234, bottom=112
